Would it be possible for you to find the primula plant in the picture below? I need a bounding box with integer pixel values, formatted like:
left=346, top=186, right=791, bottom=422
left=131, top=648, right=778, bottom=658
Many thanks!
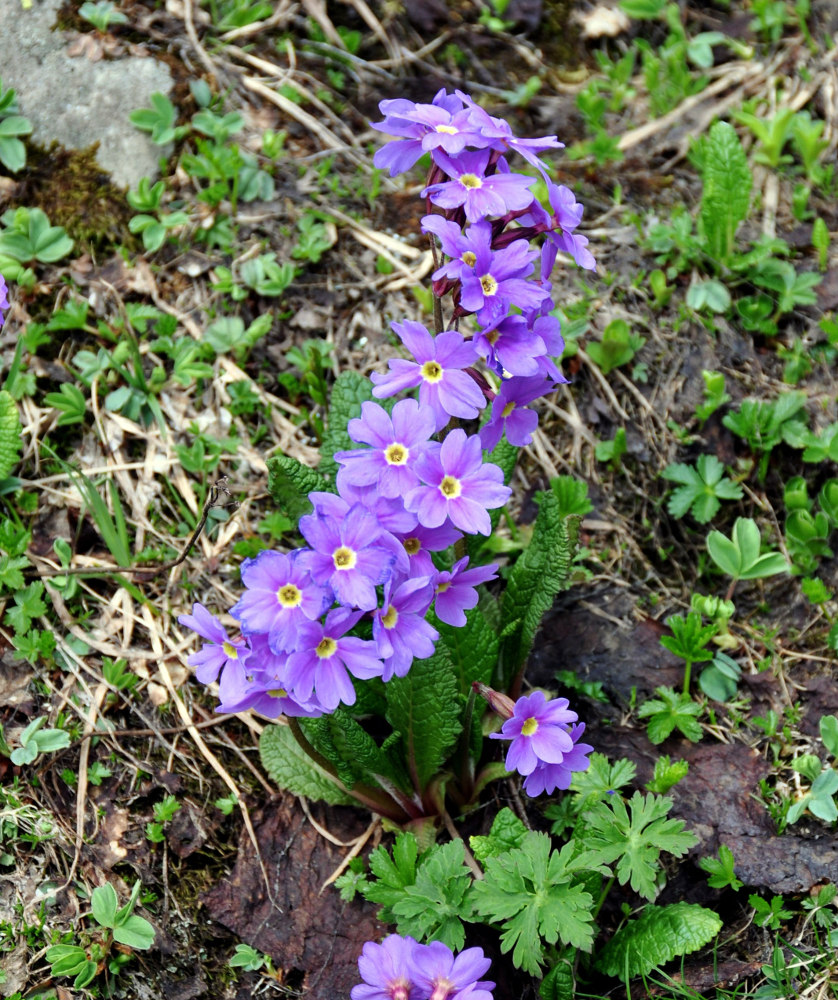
left=177, top=90, right=717, bottom=994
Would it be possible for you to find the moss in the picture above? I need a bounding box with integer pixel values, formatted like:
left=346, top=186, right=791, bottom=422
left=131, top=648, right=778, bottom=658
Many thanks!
left=18, top=142, right=137, bottom=255
left=538, top=0, right=584, bottom=72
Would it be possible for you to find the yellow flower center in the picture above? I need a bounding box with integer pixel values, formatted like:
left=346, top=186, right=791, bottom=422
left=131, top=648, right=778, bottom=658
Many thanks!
left=421, top=360, right=443, bottom=383
left=381, top=605, right=399, bottom=629
left=315, top=637, right=337, bottom=659
left=485, top=329, right=499, bottom=345
left=267, top=687, right=288, bottom=698
left=276, top=583, right=302, bottom=608
left=333, top=546, right=357, bottom=571
left=439, top=475, right=461, bottom=499
left=521, top=717, right=539, bottom=737
left=501, top=401, right=516, bottom=419
left=222, top=642, right=239, bottom=658
left=436, top=580, right=451, bottom=593
left=460, top=173, right=482, bottom=189
left=403, top=536, right=421, bottom=556
left=462, top=250, right=477, bottom=268
left=435, top=124, right=458, bottom=134
left=385, top=442, right=408, bottom=465
left=480, top=274, right=498, bottom=296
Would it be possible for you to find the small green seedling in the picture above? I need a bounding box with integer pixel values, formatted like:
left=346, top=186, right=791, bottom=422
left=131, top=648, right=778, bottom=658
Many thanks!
left=78, top=1, right=128, bottom=31
left=698, top=843, right=743, bottom=891
left=695, top=370, right=729, bottom=424
left=662, top=454, right=743, bottom=523
left=785, top=715, right=838, bottom=825
left=698, top=651, right=742, bottom=702
left=595, top=427, right=627, bottom=468
left=6, top=717, right=70, bottom=766
left=129, top=92, right=187, bottom=145
left=586, top=318, right=645, bottom=375
left=0, top=78, right=32, bottom=173
left=146, top=794, right=181, bottom=842
left=637, top=686, right=703, bottom=744
left=645, top=755, right=689, bottom=794
left=659, top=610, right=718, bottom=692
left=706, top=517, right=789, bottom=589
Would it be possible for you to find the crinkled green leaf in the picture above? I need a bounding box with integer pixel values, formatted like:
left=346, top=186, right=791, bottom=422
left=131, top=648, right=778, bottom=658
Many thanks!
left=699, top=121, right=751, bottom=264
left=539, top=954, right=575, bottom=1000
left=259, top=722, right=355, bottom=805
left=596, top=902, right=722, bottom=977
left=266, top=454, right=331, bottom=522
left=0, top=389, right=21, bottom=479
left=385, top=645, right=461, bottom=789
left=499, top=493, right=579, bottom=679
left=318, top=371, right=376, bottom=477
left=433, top=605, right=498, bottom=694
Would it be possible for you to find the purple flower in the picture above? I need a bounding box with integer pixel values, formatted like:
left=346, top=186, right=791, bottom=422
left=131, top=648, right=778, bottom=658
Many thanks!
left=422, top=215, right=490, bottom=284
left=311, top=487, right=418, bottom=538
left=371, top=90, right=489, bottom=177
left=298, top=505, right=396, bottom=611
left=523, top=181, right=596, bottom=274
left=371, top=321, right=485, bottom=431
left=218, top=633, right=324, bottom=717
left=230, top=550, right=331, bottom=652
left=286, top=607, right=383, bottom=711
left=373, top=576, right=438, bottom=681
left=457, top=91, right=564, bottom=175
left=405, top=429, right=511, bottom=536
left=433, top=556, right=498, bottom=627
left=351, top=934, right=423, bottom=1000
left=521, top=722, right=593, bottom=796
left=177, top=603, right=249, bottom=684
left=478, top=375, right=555, bottom=452
left=459, top=238, right=546, bottom=326
left=0, top=276, right=8, bottom=328
left=396, top=522, right=463, bottom=579
left=410, top=940, right=495, bottom=1000
left=472, top=314, right=547, bottom=378
left=489, top=690, right=578, bottom=776
left=423, top=150, right=535, bottom=222
left=335, top=399, right=436, bottom=499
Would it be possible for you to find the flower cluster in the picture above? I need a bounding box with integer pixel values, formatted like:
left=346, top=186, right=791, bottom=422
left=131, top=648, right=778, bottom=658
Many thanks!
left=179, top=88, right=594, bottom=764
left=352, top=934, right=494, bottom=1000
left=488, top=688, right=593, bottom=796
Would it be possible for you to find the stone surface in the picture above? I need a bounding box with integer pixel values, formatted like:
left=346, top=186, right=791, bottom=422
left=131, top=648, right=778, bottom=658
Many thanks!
left=0, top=0, right=173, bottom=189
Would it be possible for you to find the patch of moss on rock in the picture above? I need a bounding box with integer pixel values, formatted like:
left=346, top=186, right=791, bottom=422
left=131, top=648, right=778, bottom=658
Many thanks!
left=18, top=142, right=137, bottom=255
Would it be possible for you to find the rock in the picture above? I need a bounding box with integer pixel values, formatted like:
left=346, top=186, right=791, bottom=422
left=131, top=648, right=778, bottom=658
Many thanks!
left=0, top=0, right=173, bottom=189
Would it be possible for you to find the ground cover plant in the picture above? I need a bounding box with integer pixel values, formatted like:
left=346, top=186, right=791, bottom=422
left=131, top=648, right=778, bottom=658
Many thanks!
left=0, top=1, right=836, bottom=999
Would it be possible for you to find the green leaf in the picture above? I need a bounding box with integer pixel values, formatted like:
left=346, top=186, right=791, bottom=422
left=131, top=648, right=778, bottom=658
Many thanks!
left=698, top=844, right=743, bottom=891
left=637, top=686, right=703, bottom=745
left=539, top=955, right=575, bottom=1000
left=707, top=517, right=789, bottom=581
left=596, top=902, right=722, bottom=977
left=499, top=493, right=579, bottom=680
left=820, top=715, right=838, bottom=759
left=391, top=839, right=473, bottom=950
left=5, top=580, right=48, bottom=632
left=470, top=806, right=529, bottom=863
left=0, top=389, right=21, bottom=479
left=699, top=120, right=751, bottom=264
left=469, top=832, right=597, bottom=974
left=259, top=723, right=355, bottom=805
left=91, top=883, right=119, bottom=928
left=112, top=913, right=156, bottom=950
left=662, top=454, right=743, bottom=523
left=385, top=646, right=461, bottom=790
left=579, top=791, right=698, bottom=900
left=434, top=605, right=499, bottom=693
left=266, top=454, right=331, bottom=522
left=319, top=371, right=377, bottom=477
left=659, top=611, right=717, bottom=664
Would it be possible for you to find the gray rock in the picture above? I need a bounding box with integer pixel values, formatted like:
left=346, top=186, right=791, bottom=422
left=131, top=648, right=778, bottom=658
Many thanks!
left=0, top=0, right=173, bottom=189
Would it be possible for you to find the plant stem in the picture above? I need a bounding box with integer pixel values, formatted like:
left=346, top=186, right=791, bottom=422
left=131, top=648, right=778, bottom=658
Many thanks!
left=285, top=718, right=410, bottom=824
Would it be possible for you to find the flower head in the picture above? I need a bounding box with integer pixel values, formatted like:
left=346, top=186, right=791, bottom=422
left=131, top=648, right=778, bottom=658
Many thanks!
left=230, top=549, right=331, bottom=652
left=177, top=603, right=248, bottom=684
left=478, top=375, right=556, bottom=452
left=405, top=429, right=510, bottom=536
left=423, top=150, right=534, bottom=222
left=522, top=722, right=593, bottom=796
left=409, top=940, right=495, bottom=1000
left=373, top=575, right=438, bottom=681
left=489, top=690, right=579, bottom=776
left=335, top=399, right=436, bottom=499
left=433, top=556, right=498, bottom=627
left=285, top=607, right=383, bottom=711
left=371, top=321, right=484, bottom=431
left=352, top=934, right=423, bottom=1000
